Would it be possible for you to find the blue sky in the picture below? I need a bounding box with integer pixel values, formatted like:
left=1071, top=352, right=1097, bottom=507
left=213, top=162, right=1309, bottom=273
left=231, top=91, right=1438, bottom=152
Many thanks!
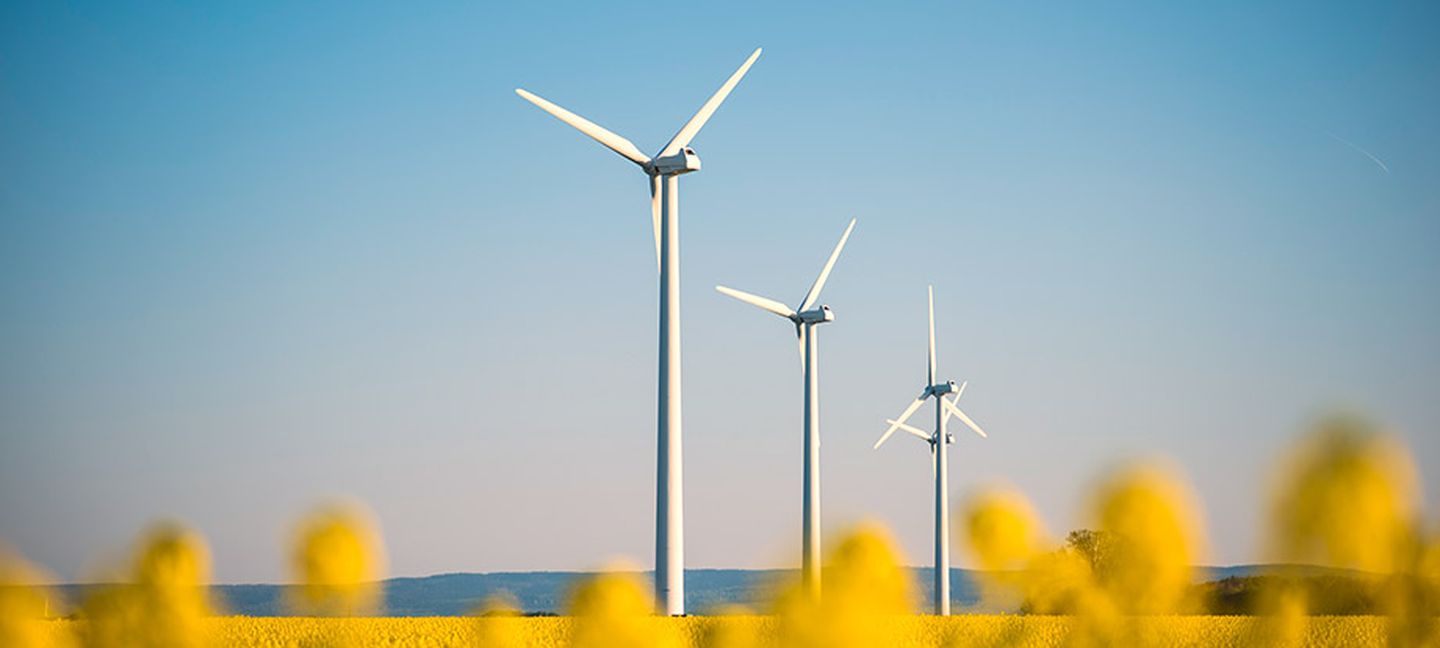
left=2, top=1, right=1438, bottom=583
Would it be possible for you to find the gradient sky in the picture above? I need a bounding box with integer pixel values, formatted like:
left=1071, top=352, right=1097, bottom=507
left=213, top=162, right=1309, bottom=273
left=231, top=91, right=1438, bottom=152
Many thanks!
left=2, top=1, right=1438, bottom=583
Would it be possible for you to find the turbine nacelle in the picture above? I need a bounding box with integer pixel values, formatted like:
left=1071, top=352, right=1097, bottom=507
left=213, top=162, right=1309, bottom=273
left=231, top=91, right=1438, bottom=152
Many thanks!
left=795, top=305, right=834, bottom=325
left=926, top=380, right=960, bottom=397
left=651, top=147, right=702, bottom=176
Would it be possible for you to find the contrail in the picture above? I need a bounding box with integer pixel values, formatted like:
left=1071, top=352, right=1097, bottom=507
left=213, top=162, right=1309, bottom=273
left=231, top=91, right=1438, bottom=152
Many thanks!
left=1327, top=132, right=1390, bottom=174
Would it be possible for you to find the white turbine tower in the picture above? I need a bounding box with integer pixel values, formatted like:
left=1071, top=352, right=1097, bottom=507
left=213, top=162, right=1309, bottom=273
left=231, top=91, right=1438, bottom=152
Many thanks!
left=714, top=218, right=856, bottom=599
left=872, top=286, right=988, bottom=615
left=515, top=48, right=762, bottom=616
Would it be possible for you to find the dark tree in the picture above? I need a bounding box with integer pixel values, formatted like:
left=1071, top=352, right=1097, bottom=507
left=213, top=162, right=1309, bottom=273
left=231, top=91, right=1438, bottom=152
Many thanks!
left=1065, top=529, right=1122, bottom=582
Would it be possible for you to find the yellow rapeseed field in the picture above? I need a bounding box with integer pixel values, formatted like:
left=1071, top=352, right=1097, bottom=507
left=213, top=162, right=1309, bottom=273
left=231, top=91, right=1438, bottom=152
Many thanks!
left=15, top=615, right=1401, bottom=648
left=2, top=416, right=1436, bottom=648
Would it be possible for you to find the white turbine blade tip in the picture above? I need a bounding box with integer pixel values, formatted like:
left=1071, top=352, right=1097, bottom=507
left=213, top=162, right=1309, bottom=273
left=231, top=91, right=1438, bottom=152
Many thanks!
left=514, top=88, right=548, bottom=106
left=944, top=398, right=988, bottom=438
left=882, top=397, right=928, bottom=444
left=873, top=427, right=898, bottom=450
left=873, top=400, right=920, bottom=449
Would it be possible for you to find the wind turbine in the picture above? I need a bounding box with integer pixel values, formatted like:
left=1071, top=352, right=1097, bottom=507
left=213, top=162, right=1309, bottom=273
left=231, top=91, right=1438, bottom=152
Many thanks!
left=715, top=218, right=856, bottom=599
left=872, top=286, right=988, bottom=615
left=515, top=48, right=762, bottom=616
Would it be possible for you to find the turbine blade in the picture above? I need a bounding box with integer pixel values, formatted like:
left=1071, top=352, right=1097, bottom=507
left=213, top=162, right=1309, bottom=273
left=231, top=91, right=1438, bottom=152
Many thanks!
left=931, top=444, right=937, bottom=478
left=795, top=323, right=805, bottom=371
left=515, top=88, right=652, bottom=167
left=650, top=175, right=662, bottom=272
left=942, top=396, right=987, bottom=438
left=715, top=285, right=796, bottom=319
left=874, top=397, right=927, bottom=449
left=798, top=218, right=856, bottom=311
left=658, top=48, right=762, bottom=158
left=884, top=419, right=932, bottom=442
left=941, top=382, right=968, bottom=425
left=927, top=285, right=937, bottom=387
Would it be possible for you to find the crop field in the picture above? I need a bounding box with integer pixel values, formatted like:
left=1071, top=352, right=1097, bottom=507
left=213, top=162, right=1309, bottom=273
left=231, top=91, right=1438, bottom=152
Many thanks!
left=16, top=615, right=1405, bottom=648
left=3, top=418, right=1436, bottom=648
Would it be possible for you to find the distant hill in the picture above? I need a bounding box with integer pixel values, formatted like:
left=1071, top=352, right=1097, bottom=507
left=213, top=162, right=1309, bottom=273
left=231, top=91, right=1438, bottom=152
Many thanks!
left=50, top=565, right=1320, bottom=616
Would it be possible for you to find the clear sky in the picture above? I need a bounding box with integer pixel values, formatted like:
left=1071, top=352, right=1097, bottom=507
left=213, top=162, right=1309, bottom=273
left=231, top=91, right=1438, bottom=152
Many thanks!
left=2, top=1, right=1437, bottom=583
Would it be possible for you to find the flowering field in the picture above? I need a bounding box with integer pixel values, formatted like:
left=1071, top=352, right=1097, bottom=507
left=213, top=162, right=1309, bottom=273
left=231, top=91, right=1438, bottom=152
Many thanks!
left=2, top=417, right=1436, bottom=648
left=17, top=615, right=1400, bottom=648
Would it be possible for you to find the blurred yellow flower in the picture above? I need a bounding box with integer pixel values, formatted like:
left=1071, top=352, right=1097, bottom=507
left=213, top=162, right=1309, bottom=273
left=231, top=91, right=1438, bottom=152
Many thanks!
left=565, top=567, right=667, bottom=648
left=473, top=592, right=524, bottom=648
left=1091, top=463, right=1205, bottom=615
left=289, top=502, right=386, bottom=617
left=1268, top=416, right=1417, bottom=574
left=965, top=488, right=1046, bottom=574
left=962, top=487, right=1048, bottom=611
left=1263, top=416, right=1432, bottom=646
left=0, top=545, right=61, bottom=648
left=773, top=523, right=913, bottom=648
left=81, top=522, right=214, bottom=648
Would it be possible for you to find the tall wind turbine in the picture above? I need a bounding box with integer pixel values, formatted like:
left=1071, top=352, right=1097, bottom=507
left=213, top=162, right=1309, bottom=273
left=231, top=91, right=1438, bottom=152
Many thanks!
left=872, top=286, right=989, bottom=615
left=515, top=48, right=762, bottom=615
left=715, top=218, right=856, bottom=599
